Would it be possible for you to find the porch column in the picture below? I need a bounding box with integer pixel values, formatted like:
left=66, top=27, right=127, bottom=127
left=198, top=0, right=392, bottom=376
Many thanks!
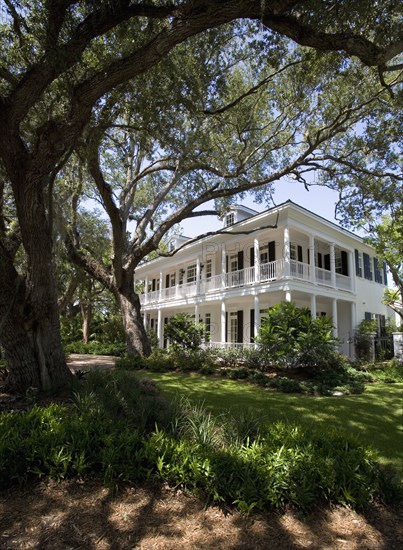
left=221, top=300, right=226, bottom=344
left=348, top=251, right=355, bottom=292
left=285, top=290, right=292, bottom=302
left=310, top=294, right=317, bottom=319
left=254, top=295, right=260, bottom=340
left=350, top=301, right=357, bottom=359
left=284, top=226, right=290, bottom=277
left=254, top=237, right=260, bottom=282
left=332, top=298, right=338, bottom=338
left=196, top=256, right=201, bottom=294
left=159, top=272, right=163, bottom=300
left=330, top=243, right=336, bottom=288
left=309, top=235, right=316, bottom=284
left=145, top=275, right=149, bottom=304
left=157, top=309, right=163, bottom=348
left=194, top=303, right=200, bottom=324
left=221, top=245, right=226, bottom=289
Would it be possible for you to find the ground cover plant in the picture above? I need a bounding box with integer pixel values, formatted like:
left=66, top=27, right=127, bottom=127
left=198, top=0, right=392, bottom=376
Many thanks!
left=0, top=370, right=401, bottom=512
left=136, top=371, right=403, bottom=479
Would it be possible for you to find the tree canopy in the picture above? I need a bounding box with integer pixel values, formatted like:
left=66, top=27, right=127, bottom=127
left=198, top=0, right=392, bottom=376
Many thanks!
left=0, top=0, right=402, bottom=392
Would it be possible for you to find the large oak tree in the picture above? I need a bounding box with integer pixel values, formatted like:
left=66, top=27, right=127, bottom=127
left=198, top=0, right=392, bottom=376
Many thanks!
left=0, top=0, right=402, bottom=392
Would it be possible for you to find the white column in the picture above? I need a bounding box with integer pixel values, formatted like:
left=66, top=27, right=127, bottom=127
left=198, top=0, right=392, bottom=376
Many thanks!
left=254, top=294, right=260, bottom=340
left=221, top=245, right=226, bottom=289
left=309, top=235, right=316, bottom=284
left=196, top=256, right=201, bottom=294
left=285, top=290, right=292, bottom=302
left=221, top=300, right=226, bottom=344
left=350, top=301, right=357, bottom=359
left=194, top=303, right=200, bottom=324
left=310, top=294, right=317, bottom=319
left=254, top=237, right=260, bottom=282
left=157, top=309, right=163, bottom=348
left=330, top=243, right=336, bottom=288
left=143, top=313, right=147, bottom=329
left=159, top=271, right=163, bottom=300
left=332, top=298, right=338, bottom=338
left=348, top=251, right=355, bottom=292
left=145, top=275, right=149, bottom=304
left=284, top=226, right=290, bottom=277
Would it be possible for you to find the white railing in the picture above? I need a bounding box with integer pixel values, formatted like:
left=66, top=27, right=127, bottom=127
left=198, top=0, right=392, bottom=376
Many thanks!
left=260, top=259, right=282, bottom=281
left=315, top=267, right=332, bottom=286
left=290, top=260, right=310, bottom=281
left=203, top=342, right=256, bottom=350
left=336, top=273, right=352, bottom=291
left=140, top=259, right=352, bottom=304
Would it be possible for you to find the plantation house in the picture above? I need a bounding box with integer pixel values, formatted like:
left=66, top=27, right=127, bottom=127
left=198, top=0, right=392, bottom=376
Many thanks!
left=135, top=201, right=392, bottom=358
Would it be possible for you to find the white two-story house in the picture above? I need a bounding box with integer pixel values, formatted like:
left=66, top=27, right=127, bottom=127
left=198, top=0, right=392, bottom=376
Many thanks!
left=135, top=201, right=392, bottom=358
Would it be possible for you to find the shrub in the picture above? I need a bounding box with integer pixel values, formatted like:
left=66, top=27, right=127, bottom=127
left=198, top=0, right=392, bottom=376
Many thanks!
left=64, top=340, right=126, bottom=356
left=256, top=302, right=338, bottom=369
left=354, top=320, right=377, bottom=362
left=164, top=314, right=205, bottom=351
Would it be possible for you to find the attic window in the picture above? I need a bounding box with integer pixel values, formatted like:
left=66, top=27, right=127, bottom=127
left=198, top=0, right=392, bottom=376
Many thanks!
left=225, top=213, right=235, bottom=227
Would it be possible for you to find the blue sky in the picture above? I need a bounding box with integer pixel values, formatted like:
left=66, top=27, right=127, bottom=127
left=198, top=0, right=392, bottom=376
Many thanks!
left=179, top=181, right=342, bottom=237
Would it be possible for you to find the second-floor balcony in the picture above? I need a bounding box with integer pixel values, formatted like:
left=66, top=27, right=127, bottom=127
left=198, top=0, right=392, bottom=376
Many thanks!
left=140, top=258, right=353, bottom=305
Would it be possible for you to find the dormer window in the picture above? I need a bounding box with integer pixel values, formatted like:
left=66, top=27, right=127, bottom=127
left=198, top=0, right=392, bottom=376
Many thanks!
left=225, top=213, right=235, bottom=227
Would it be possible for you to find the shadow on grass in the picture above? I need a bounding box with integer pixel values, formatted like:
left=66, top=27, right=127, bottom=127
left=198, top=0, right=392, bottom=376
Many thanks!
left=139, top=373, right=403, bottom=477
left=0, top=479, right=401, bottom=549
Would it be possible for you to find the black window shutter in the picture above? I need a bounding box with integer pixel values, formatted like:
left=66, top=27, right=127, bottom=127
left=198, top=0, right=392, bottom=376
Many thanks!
left=317, top=253, right=323, bottom=268
left=365, top=312, right=372, bottom=321
left=237, top=310, right=243, bottom=343
left=250, top=309, right=255, bottom=342
left=226, top=255, right=229, bottom=273
left=152, top=278, right=156, bottom=291
left=363, top=253, right=372, bottom=280
left=268, top=241, right=276, bottom=262
left=307, top=248, right=310, bottom=264
left=383, top=261, right=388, bottom=286
left=165, top=274, right=170, bottom=288
left=297, top=245, right=303, bottom=263
left=324, top=254, right=330, bottom=271
left=238, top=250, right=244, bottom=270
left=225, top=312, right=228, bottom=342
left=374, top=258, right=380, bottom=283
left=250, top=247, right=255, bottom=267
left=341, top=251, right=348, bottom=276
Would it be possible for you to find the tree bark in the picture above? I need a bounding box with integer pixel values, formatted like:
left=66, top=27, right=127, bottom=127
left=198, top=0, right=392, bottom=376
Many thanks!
left=0, top=180, right=73, bottom=393
left=81, top=302, right=92, bottom=344
left=114, top=275, right=151, bottom=356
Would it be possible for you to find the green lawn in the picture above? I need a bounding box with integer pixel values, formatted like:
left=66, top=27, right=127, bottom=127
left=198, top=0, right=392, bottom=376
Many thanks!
left=138, top=372, right=403, bottom=477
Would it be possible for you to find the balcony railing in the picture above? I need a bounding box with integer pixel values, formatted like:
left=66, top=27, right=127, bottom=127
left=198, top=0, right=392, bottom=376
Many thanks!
left=140, top=259, right=352, bottom=305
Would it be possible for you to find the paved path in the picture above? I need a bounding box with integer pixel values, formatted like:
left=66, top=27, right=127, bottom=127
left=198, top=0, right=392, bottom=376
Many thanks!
left=66, top=354, right=117, bottom=372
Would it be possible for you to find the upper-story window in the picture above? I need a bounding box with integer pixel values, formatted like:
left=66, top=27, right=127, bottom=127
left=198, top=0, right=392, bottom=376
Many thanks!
left=355, top=250, right=363, bottom=277
left=187, top=264, right=197, bottom=283
left=205, top=258, right=212, bottom=279
left=335, top=249, right=348, bottom=276
left=363, top=253, right=373, bottom=280
left=225, top=213, right=235, bottom=227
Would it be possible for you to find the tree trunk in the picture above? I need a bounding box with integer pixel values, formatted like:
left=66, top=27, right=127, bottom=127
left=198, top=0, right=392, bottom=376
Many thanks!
left=0, top=179, right=73, bottom=394
left=114, top=279, right=151, bottom=356
left=81, top=302, right=92, bottom=344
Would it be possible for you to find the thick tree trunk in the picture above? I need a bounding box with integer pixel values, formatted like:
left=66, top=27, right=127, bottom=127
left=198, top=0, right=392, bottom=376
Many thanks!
left=114, top=279, right=151, bottom=356
left=81, top=303, right=92, bottom=344
left=0, top=180, right=73, bottom=394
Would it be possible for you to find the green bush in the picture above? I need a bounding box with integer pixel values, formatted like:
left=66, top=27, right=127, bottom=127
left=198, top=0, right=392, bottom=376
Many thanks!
left=165, top=314, right=205, bottom=351
left=0, top=373, right=401, bottom=509
left=64, top=340, right=126, bottom=356
left=256, top=302, right=339, bottom=369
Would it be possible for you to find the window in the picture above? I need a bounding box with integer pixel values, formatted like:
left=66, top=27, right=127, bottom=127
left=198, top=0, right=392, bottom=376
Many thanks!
left=335, top=249, right=348, bottom=276
left=363, top=253, right=373, bottom=280
left=374, top=258, right=383, bottom=284
left=229, top=254, right=238, bottom=272
left=230, top=312, right=238, bottom=343
left=225, top=213, right=235, bottom=227
left=204, top=313, right=211, bottom=341
left=260, top=246, right=268, bottom=264
left=187, top=264, right=197, bottom=283
left=355, top=249, right=363, bottom=277
left=205, top=258, right=212, bottom=280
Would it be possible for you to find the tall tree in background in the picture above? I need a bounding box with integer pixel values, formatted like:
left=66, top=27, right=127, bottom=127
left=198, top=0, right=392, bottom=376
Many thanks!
left=0, top=0, right=402, bottom=392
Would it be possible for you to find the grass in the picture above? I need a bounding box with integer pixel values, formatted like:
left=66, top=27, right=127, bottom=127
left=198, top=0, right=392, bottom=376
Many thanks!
left=137, top=372, right=403, bottom=478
